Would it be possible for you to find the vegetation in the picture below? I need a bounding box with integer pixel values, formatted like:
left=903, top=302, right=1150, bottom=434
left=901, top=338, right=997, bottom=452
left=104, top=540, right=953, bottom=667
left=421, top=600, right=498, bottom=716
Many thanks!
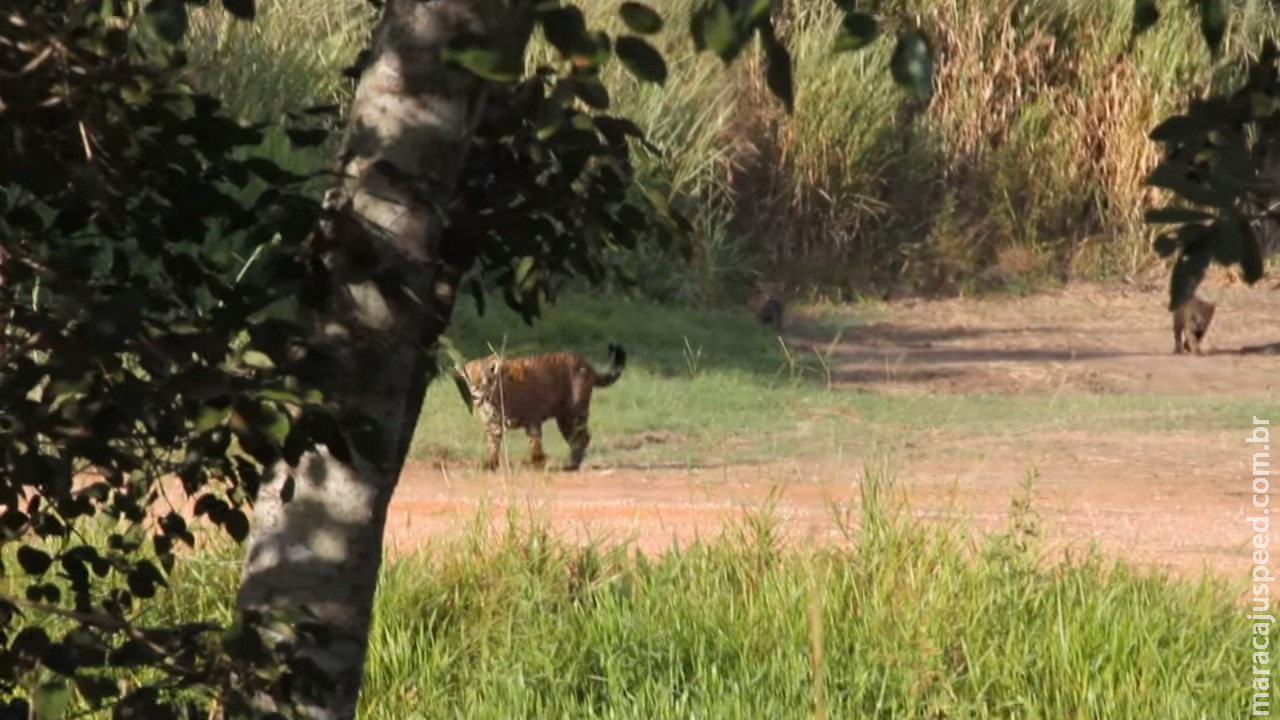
left=419, top=294, right=1280, bottom=467
left=359, top=479, right=1246, bottom=719
left=185, top=0, right=1280, bottom=304
left=5, top=469, right=1249, bottom=718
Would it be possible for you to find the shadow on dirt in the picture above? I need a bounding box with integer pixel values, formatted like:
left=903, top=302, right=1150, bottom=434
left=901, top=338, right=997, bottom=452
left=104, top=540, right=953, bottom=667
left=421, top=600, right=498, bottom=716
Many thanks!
left=788, top=320, right=1079, bottom=347
left=827, top=346, right=1134, bottom=366
left=1237, top=342, right=1280, bottom=355
left=597, top=461, right=755, bottom=472
left=825, top=347, right=1138, bottom=390
left=789, top=318, right=1151, bottom=391
left=831, top=365, right=972, bottom=386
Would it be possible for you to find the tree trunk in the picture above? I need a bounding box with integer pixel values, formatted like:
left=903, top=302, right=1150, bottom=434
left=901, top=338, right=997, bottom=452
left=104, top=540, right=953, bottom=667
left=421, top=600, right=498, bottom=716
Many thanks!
left=234, top=0, right=501, bottom=717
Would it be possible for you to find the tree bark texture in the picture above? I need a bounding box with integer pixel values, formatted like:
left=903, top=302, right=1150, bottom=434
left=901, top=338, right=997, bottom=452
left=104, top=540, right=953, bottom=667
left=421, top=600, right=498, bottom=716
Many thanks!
left=234, top=0, right=501, bottom=717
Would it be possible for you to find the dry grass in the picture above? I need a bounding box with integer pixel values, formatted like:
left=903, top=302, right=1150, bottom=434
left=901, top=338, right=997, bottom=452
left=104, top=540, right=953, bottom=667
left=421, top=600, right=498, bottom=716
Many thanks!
left=183, top=0, right=1280, bottom=302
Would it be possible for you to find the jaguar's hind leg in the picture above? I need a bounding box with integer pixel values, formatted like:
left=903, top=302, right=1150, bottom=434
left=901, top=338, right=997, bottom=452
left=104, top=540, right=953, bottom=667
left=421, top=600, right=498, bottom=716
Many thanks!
left=525, top=423, right=547, bottom=467
left=555, top=412, right=591, bottom=471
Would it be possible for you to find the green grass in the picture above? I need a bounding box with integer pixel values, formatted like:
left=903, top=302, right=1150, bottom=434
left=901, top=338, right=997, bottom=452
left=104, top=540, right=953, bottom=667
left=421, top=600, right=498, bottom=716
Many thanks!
left=419, top=295, right=1280, bottom=468
left=357, top=479, right=1249, bottom=718
left=33, top=468, right=1250, bottom=718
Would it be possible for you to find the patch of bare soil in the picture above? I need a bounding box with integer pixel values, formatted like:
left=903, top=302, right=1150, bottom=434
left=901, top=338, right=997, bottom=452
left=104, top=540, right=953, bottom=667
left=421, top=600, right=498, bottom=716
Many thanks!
left=385, top=283, right=1279, bottom=585
left=800, top=282, right=1280, bottom=396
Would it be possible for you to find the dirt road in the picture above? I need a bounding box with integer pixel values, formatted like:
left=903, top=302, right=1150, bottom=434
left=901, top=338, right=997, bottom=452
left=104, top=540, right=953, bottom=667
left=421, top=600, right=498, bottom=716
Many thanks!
left=384, top=283, right=1280, bottom=583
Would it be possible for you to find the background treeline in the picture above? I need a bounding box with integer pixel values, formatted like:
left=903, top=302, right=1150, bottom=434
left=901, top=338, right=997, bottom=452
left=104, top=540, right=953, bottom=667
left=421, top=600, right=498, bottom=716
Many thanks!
left=186, top=0, right=1280, bottom=305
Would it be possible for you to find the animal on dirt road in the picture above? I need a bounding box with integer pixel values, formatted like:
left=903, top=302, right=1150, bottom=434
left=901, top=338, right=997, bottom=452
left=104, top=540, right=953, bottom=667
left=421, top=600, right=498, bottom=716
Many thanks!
left=461, top=343, right=627, bottom=472
left=752, top=281, right=786, bottom=332
left=1172, top=295, right=1216, bottom=355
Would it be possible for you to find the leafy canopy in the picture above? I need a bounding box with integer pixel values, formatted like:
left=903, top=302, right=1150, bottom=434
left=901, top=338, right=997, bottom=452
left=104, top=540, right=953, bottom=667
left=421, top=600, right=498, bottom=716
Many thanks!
left=1132, top=0, right=1280, bottom=309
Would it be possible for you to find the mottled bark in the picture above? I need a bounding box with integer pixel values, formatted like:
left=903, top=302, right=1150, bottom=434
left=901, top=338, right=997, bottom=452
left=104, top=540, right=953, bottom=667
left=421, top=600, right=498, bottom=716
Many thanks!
left=234, top=0, right=503, bottom=717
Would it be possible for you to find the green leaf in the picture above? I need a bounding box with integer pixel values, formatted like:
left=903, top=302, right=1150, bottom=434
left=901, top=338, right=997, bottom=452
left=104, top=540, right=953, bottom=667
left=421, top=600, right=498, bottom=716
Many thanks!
left=619, top=2, right=664, bottom=34
left=220, top=0, right=255, bottom=21
left=437, top=334, right=467, bottom=371
left=515, top=256, right=536, bottom=289
left=222, top=509, right=250, bottom=543
left=693, top=1, right=744, bottom=63
left=233, top=399, right=291, bottom=448
left=47, top=374, right=94, bottom=402
left=453, top=373, right=475, bottom=413
left=564, top=77, right=610, bottom=110
left=834, top=11, right=878, bottom=52
left=436, top=336, right=471, bottom=416
left=1240, top=220, right=1264, bottom=284
left=241, top=349, right=276, bottom=369
left=1145, top=164, right=1234, bottom=208
left=17, top=546, right=53, bottom=576
left=1199, top=0, right=1228, bottom=57
left=285, top=128, right=328, bottom=148
left=42, top=643, right=79, bottom=677
left=747, top=0, right=772, bottom=23
left=122, top=523, right=147, bottom=552
left=1131, top=0, right=1159, bottom=39
left=442, top=33, right=521, bottom=83
left=1147, top=114, right=1201, bottom=143
left=243, top=157, right=307, bottom=185
left=594, top=115, right=654, bottom=152
left=1152, top=233, right=1179, bottom=258
left=585, top=30, right=614, bottom=71
left=74, top=676, right=119, bottom=709
left=540, top=7, right=596, bottom=62
left=467, top=278, right=486, bottom=316
left=125, top=560, right=168, bottom=599
left=34, top=681, right=72, bottom=720
left=258, top=404, right=291, bottom=447
left=193, top=402, right=231, bottom=433
left=258, top=389, right=309, bottom=408
left=1143, top=207, right=1215, bottom=224
left=615, top=36, right=668, bottom=84
left=145, top=0, right=188, bottom=44
left=890, top=30, right=934, bottom=101
left=759, top=21, right=794, bottom=114
left=1169, top=231, right=1213, bottom=311
left=1209, top=215, right=1243, bottom=265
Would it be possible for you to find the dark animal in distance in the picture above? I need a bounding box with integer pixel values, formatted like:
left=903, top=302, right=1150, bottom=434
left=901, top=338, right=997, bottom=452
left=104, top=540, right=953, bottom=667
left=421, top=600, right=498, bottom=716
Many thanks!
left=752, top=281, right=786, bottom=332
left=1172, top=295, right=1216, bottom=355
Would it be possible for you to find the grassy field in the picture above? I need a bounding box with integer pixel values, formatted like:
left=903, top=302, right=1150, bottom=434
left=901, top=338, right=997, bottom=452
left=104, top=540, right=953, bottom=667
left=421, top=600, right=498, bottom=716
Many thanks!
left=420, top=294, right=1280, bottom=469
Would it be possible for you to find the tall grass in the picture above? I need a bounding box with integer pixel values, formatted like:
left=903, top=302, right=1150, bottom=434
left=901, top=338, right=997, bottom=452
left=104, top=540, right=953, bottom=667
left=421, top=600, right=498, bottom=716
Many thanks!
left=358, top=472, right=1250, bottom=718
left=13, top=465, right=1248, bottom=717
left=3, top=467, right=1253, bottom=717
left=182, top=0, right=1280, bottom=303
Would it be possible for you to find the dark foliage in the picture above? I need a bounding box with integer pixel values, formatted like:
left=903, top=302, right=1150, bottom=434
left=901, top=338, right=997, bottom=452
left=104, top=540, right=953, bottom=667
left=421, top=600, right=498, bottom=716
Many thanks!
left=0, top=0, right=947, bottom=715
left=1134, top=1, right=1280, bottom=308
left=1, top=0, right=340, bottom=715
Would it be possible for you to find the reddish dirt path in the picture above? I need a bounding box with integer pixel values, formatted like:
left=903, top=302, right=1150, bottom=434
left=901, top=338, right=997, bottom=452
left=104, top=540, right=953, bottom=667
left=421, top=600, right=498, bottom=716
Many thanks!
left=382, top=282, right=1280, bottom=585
left=383, top=431, right=1252, bottom=582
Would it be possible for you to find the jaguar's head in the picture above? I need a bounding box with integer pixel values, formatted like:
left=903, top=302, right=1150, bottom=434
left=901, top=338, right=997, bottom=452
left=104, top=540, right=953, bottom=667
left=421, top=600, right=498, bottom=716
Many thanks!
left=462, top=355, right=503, bottom=402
